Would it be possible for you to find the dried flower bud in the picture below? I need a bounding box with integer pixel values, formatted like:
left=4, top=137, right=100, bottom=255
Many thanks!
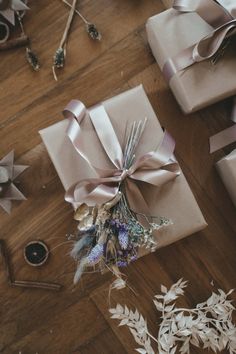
left=26, top=47, right=40, bottom=71
left=53, top=47, right=65, bottom=68
left=87, top=243, right=104, bottom=265
left=86, top=23, right=101, bottom=41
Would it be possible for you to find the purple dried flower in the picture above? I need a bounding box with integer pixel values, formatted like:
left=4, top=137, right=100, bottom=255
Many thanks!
left=130, top=255, right=138, bottom=262
left=118, top=224, right=129, bottom=250
left=117, top=260, right=128, bottom=267
left=87, top=243, right=104, bottom=265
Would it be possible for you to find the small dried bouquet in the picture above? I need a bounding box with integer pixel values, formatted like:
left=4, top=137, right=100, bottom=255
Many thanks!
left=70, top=120, right=171, bottom=284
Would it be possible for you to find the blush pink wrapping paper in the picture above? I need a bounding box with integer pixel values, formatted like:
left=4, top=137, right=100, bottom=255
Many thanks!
left=216, top=149, right=236, bottom=207
left=146, top=1, right=236, bottom=113
left=39, top=86, right=207, bottom=255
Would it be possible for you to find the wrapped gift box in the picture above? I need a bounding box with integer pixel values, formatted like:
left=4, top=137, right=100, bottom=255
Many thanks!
left=39, top=85, right=207, bottom=255
left=146, top=1, right=236, bottom=113
left=216, top=149, right=236, bottom=207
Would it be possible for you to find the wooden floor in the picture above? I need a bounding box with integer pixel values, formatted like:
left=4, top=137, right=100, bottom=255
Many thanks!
left=0, top=1, right=236, bottom=353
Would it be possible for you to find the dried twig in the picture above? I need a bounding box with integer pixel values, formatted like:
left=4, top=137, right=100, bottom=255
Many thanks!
left=52, top=0, right=78, bottom=80
left=0, top=240, right=62, bottom=291
left=16, top=11, right=40, bottom=71
left=62, top=0, right=101, bottom=40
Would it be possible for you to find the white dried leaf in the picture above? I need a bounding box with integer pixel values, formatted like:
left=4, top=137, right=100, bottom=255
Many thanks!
left=165, top=304, right=175, bottom=313
left=161, top=284, right=168, bottom=294
left=119, top=318, right=129, bottom=326
left=153, top=300, right=163, bottom=312
left=135, top=349, right=147, bottom=354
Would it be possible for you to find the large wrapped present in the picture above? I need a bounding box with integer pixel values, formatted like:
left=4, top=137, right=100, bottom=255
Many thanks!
left=216, top=149, right=236, bottom=206
left=146, top=0, right=236, bottom=113
left=40, top=86, right=206, bottom=280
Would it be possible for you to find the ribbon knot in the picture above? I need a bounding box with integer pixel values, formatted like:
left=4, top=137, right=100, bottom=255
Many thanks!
left=119, top=169, right=130, bottom=181
left=63, top=100, right=180, bottom=213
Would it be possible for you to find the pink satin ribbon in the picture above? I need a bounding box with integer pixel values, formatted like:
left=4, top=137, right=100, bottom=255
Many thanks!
left=63, top=100, right=180, bottom=213
left=163, top=0, right=235, bottom=81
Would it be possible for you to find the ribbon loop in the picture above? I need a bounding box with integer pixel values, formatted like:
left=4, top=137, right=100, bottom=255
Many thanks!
left=63, top=99, right=86, bottom=124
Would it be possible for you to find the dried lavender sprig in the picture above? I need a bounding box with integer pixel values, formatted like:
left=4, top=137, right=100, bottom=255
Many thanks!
left=16, top=11, right=40, bottom=71
left=62, top=0, right=102, bottom=40
left=52, top=0, right=78, bottom=80
left=26, top=47, right=40, bottom=71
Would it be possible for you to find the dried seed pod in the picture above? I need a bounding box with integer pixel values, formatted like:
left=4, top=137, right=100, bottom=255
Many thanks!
left=53, top=47, right=65, bottom=68
left=86, top=23, right=101, bottom=41
left=74, top=203, right=90, bottom=222
left=98, top=231, right=108, bottom=245
left=78, top=215, right=94, bottom=230
left=26, top=47, right=40, bottom=71
left=104, top=192, right=122, bottom=210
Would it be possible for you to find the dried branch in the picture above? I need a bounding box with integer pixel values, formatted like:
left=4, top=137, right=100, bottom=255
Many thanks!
left=62, top=0, right=102, bottom=40
left=110, top=279, right=236, bottom=354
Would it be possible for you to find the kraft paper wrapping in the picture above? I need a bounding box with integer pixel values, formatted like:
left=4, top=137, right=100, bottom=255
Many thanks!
left=216, top=149, right=236, bottom=207
left=39, top=86, right=207, bottom=256
left=146, top=4, right=236, bottom=113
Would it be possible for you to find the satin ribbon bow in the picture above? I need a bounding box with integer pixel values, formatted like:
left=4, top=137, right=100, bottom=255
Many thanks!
left=63, top=100, right=180, bottom=212
left=163, top=0, right=236, bottom=82
left=0, top=150, right=28, bottom=214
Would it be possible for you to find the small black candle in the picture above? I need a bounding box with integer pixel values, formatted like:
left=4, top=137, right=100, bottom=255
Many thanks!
left=24, top=241, right=49, bottom=267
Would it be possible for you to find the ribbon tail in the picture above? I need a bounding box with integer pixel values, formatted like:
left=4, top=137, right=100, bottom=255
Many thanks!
left=209, top=125, right=236, bottom=153
left=130, top=166, right=180, bottom=187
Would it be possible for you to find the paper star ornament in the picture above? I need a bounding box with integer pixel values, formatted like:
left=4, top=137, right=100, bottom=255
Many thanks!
left=0, top=0, right=29, bottom=25
left=0, top=150, right=28, bottom=214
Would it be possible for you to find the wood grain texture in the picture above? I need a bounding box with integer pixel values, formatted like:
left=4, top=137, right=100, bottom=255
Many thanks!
left=0, top=0, right=235, bottom=353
